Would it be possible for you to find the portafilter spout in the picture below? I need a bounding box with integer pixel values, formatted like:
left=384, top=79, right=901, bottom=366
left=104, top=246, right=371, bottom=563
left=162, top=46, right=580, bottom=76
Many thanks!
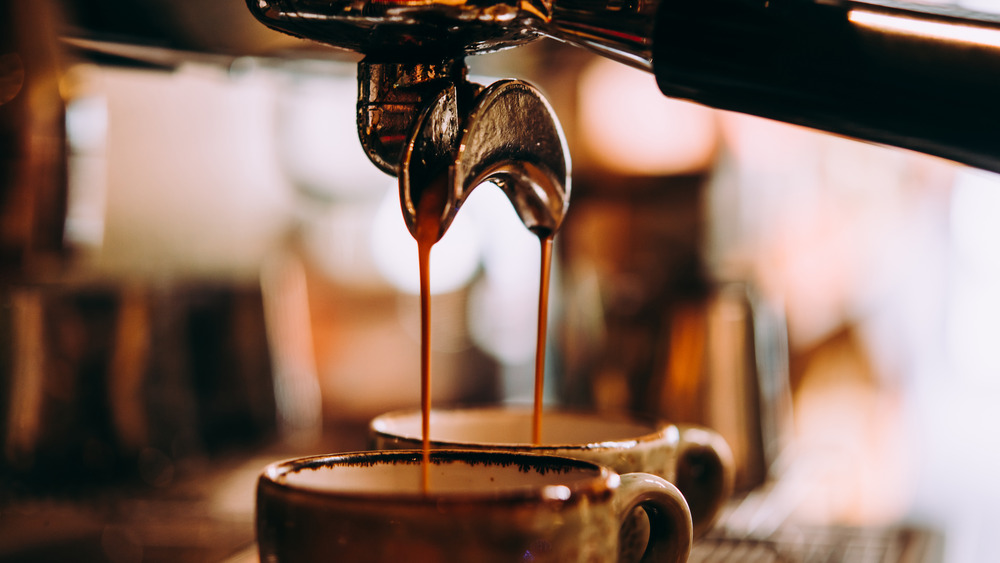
left=248, top=1, right=571, bottom=241
left=375, top=59, right=569, bottom=242
left=397, top=73, right=570, bottom=242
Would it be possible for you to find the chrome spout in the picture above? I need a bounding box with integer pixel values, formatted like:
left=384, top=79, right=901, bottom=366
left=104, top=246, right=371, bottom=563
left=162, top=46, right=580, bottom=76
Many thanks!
left=400, top=78, right=570, bottom=241
left=354, top=58, right=570, bottom=241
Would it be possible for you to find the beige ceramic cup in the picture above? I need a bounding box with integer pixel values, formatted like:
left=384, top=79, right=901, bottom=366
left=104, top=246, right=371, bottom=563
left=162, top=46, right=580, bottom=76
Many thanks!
left=370, top=406, right=733, bottom=538
left=256, top=449, right=692, bottom=563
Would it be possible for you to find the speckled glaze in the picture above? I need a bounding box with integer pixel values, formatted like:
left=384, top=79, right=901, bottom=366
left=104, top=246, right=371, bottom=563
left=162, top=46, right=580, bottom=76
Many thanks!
left=256, top=450, right=692, bottom=563
left=370, top=407, right=734, bottom=538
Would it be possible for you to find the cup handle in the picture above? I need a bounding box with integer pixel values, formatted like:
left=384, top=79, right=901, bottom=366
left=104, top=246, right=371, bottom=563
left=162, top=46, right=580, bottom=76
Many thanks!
left=676, top=425, right=735, bottom=537
left=614, top=473, right=693, bottom=563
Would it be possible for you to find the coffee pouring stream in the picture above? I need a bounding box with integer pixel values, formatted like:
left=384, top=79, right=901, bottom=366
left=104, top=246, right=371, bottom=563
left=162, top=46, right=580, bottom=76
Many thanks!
left=247, top=0, right=1000, bottom=174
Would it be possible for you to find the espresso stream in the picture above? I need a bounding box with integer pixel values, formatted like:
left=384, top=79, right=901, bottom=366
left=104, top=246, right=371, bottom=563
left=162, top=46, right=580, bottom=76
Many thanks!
left=414, top=179, right=448, bottom=491
left=532, top=233, right=554, bottom=445
left=414, top=181, right=555, bottom=490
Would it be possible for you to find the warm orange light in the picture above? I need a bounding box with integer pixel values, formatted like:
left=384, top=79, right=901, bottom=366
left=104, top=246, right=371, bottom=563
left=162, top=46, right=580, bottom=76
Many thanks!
left=849, top=9, right=1000, bottom=49
left=577, top=58, right=718, bottom=176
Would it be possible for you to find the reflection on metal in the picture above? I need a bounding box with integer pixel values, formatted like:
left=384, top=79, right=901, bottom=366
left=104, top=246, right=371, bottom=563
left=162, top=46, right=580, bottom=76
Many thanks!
left=246, top=0, right=663, bottom=70
left=357, top=60, right=570, bottom=242
left=400, top=79, right=570, bottom=241
left=849, top=9, right=1000, bottom=50
left=357, top=58, right=471, bottom=176
left=453, top=80, right=569, bottom=235
left=246, top=0, right=546, bottom=56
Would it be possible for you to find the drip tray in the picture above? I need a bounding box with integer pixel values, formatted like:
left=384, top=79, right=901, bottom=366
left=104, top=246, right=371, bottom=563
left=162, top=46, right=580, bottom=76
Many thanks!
left=692, top=525, right=943, bottom=563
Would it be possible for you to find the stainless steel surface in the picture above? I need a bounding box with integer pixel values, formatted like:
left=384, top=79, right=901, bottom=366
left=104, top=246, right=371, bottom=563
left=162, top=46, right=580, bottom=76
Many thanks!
left=403, top=78, right=570, bottom=238
left=357, top=58, right=471, bottom=176
left=60, top=0, right=301, bottom=58
left=246, top=0, right=545, bottom=57
left=357, top=59, right=570, bottom=241
left=246, top=0, right=1000, bottom=174
left=650, top=0, right=1000, bottom=172
left=245, top=0, right=658, bottom=68
left=547, top=0, right=660, bottom=70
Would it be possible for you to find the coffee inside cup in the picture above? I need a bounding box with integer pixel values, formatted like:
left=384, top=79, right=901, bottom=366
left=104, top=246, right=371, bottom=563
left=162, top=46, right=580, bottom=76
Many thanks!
left=372, top=407, right=661, bottom=447
left=270, top=450, right=610, bottom=496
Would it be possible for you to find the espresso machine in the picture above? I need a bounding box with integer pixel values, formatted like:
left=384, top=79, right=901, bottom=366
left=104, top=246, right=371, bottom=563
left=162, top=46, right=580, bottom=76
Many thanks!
left=4, top=0, right=1000, bottom=561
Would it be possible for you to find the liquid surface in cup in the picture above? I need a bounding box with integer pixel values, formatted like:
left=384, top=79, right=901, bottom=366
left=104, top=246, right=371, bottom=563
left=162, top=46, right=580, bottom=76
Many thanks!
left=376, top=408, right=658, bottom=446
left=275, top=452, right=604, bottom=496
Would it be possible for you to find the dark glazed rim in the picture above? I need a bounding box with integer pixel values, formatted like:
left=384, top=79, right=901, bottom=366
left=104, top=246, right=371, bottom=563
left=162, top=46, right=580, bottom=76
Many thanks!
left=369, top=406, right=677, bottom=452
left=259, top=449, right=617, bottom=506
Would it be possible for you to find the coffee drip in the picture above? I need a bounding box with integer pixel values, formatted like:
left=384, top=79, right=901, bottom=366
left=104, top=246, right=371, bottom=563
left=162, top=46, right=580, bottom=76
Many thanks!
left=532, top=236, right=554, bottom=444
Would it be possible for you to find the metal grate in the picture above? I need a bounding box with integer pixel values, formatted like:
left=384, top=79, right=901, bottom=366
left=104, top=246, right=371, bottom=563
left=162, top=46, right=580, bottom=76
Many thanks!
left=690, top=525, right=943, bottom=563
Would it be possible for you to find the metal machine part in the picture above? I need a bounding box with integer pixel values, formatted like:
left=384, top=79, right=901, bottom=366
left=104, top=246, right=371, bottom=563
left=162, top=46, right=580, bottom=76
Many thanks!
left=253, top=0, right=578, bottom=241
left=401, top=78, right=570, bottom=240
left=358, top=58, right=570, bottom=241
left=243, top=0, right=657, bottom=66
left=357, top=58, right=473, bottom=177
left=247, top=0, right=1000, bottom=174
left=245, top=0, right=547, bottom=58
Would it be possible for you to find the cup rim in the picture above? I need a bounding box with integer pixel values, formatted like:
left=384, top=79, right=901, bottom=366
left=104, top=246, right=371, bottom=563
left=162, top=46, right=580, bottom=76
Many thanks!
left=369, top=405, right=676, bottom=451
left=259, top=449, right=619, bottom=505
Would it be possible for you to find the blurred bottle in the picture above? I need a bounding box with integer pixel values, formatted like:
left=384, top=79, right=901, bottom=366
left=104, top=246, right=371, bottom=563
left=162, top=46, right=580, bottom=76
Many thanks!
left=0, top=0, right=68, bottom=279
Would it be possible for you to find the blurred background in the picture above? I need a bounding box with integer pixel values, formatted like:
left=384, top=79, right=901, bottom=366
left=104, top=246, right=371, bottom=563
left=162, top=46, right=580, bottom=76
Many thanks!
left=2, top=0, right=999, bottom=561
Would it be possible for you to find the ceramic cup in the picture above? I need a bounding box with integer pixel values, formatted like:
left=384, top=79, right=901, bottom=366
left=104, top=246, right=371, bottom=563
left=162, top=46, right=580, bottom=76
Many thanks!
left=370, top=406, right=733, bottom=538
left=256, top=449, right=692, bottom=563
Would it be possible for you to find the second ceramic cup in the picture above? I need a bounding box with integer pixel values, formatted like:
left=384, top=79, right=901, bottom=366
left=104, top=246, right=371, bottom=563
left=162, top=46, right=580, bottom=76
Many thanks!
left=371, top=406, right=734, bottom=537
